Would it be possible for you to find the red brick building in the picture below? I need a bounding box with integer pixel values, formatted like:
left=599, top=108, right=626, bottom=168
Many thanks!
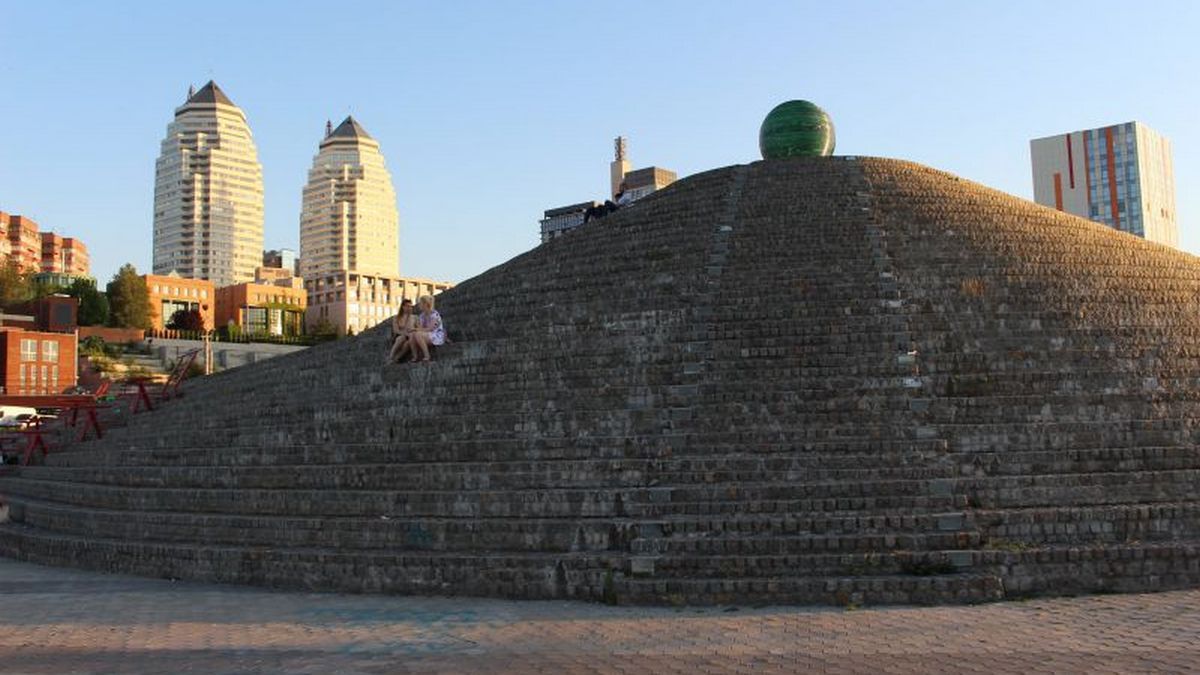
left=215, top=280, right=307, bottom=336
left=0, top=327, right=77, bottom=396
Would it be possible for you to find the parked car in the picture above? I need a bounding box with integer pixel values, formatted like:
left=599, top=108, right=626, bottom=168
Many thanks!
left=0, top=406, right=37, bottom=430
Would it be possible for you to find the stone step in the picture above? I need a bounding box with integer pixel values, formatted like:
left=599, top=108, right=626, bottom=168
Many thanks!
left=6, top=495, right=981, bottom=557
left=0, top=521, right=1015, bottom=607
left=956, top=448, right=1200, bottom=477
left=57, top=414, right=1200, bottom=469
left=966, top=472, right=1200, bottom=509
left=0, top=523, right=614, bottom=600
left=953, top=540, right=1200, bottom=597
left=19, top=461, right=960, bottom=491
left=42, top=440, right=951, bottom=469
left=635, top=531, right=979, bottom=557
left=613, top=572, right=1005, bottom=606
left=77, top=417, right=957, bottom=451
left=974, top=503, right=1200, bottom=545
left=9, top=496, right=629, bottom=553
left=0, top=477, right=968, bottom=519
left=33, top=451, right=1200, bottom=493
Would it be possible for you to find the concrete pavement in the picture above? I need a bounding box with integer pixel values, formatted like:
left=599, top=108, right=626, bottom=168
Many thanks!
left=0, top=557, right=1198, bottom=674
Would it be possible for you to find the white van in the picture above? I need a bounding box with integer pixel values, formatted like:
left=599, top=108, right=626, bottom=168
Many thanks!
left=0, top=406, right=38, bottom=429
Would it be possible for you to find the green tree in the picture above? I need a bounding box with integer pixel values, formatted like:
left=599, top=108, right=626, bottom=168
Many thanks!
left=105, top=264, right=152, bottom=329
left=66, top=278, right=110, bottom=326
left=0, top=261, right=34, bottom=309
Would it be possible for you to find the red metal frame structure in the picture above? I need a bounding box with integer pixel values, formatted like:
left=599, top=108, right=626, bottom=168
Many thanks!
left=127, top=348, right=200, bottom=413
left=0, top=414, right=51, bottom=466
left=1, top=350, right=202, bottom=465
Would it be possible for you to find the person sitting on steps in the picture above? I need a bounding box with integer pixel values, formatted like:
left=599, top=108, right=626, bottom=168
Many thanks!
left=387, top=299, right=417, bottom=363
left=409, top=294, right=446, bottom=363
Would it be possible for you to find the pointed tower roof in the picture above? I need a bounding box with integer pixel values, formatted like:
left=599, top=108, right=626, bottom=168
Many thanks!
left=325, top=116, right=374, bottom=141
left=187, top=81, right=234, bottom=106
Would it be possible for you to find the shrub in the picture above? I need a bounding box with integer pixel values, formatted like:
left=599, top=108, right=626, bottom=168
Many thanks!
left=80, top=336, right=108, bottom=357
left=89, top=355, right=113, bottom=375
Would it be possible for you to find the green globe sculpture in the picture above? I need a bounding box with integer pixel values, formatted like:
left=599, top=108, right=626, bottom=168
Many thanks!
left=759, top=100, right=836, bottom=159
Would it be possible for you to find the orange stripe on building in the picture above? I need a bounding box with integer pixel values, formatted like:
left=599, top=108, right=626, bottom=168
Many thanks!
left=1082, top=132, right=1091, bottom=209
left=1053, top=173, right=1063, bottom=211
left=1105, top=126, right=1120, bottom=229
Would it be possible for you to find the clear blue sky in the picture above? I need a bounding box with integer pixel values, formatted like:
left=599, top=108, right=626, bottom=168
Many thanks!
left=2, top=1, right=1197, bottom=284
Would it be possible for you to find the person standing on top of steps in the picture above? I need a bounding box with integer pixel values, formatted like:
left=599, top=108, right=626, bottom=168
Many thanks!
left=388, top=299, right=418, bottom=363
left=409, top=295, right=445, bottom=362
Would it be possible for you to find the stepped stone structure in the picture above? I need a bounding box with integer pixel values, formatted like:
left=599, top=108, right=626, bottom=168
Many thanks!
left=5, top=157, right=1200, bottom=606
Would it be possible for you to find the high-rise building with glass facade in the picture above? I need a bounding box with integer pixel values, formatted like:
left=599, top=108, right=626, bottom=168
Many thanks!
left=299, top=117, right=399, bottom=280
left=1030, top=121, right=1176, bottom=247
left=153, top=81, right=265, bottom=287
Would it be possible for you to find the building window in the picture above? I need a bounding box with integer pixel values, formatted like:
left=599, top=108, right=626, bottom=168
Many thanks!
left=42, top=340, right=59, bottom=361
left=20, top=339, right=37, bottom=361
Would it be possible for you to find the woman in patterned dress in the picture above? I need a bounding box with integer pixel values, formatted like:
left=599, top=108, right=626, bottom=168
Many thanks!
left=410, top=294, right=445, bottom=362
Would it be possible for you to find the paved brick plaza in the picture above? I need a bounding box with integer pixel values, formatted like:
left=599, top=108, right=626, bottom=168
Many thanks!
left=0, top=558, right=1197, bottom=674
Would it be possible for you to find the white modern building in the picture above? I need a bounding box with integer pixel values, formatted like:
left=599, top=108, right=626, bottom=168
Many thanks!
left=152, top=81, right=265, bottom=286
left=299, top=117, right=451, bottom=333
left=1031, top=121, right=1177, bottom=247
left=539, top=201, right=600, bottom=243
left=299, top=117, right=400, bottom=280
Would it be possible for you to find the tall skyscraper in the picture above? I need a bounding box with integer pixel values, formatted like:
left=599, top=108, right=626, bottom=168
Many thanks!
left=153, top=81, right=265, bottom=287
left=299, top=116, right=399, bottom=280
left=1031, top=121, right=1177, bottom=247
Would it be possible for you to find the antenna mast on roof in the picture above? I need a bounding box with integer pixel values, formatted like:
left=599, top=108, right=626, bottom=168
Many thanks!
left=610, top=136, right=632, bottom=199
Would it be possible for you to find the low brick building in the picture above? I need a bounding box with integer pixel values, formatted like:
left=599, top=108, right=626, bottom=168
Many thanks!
left=0, top=326, right=77, bottom=396
left=144, top=274, right=215, bottom=330
left=215, top=281, right=307, bottom=336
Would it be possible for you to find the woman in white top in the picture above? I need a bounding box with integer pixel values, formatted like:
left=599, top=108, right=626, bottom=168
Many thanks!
left=409, top=294, right=446, bottom=362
